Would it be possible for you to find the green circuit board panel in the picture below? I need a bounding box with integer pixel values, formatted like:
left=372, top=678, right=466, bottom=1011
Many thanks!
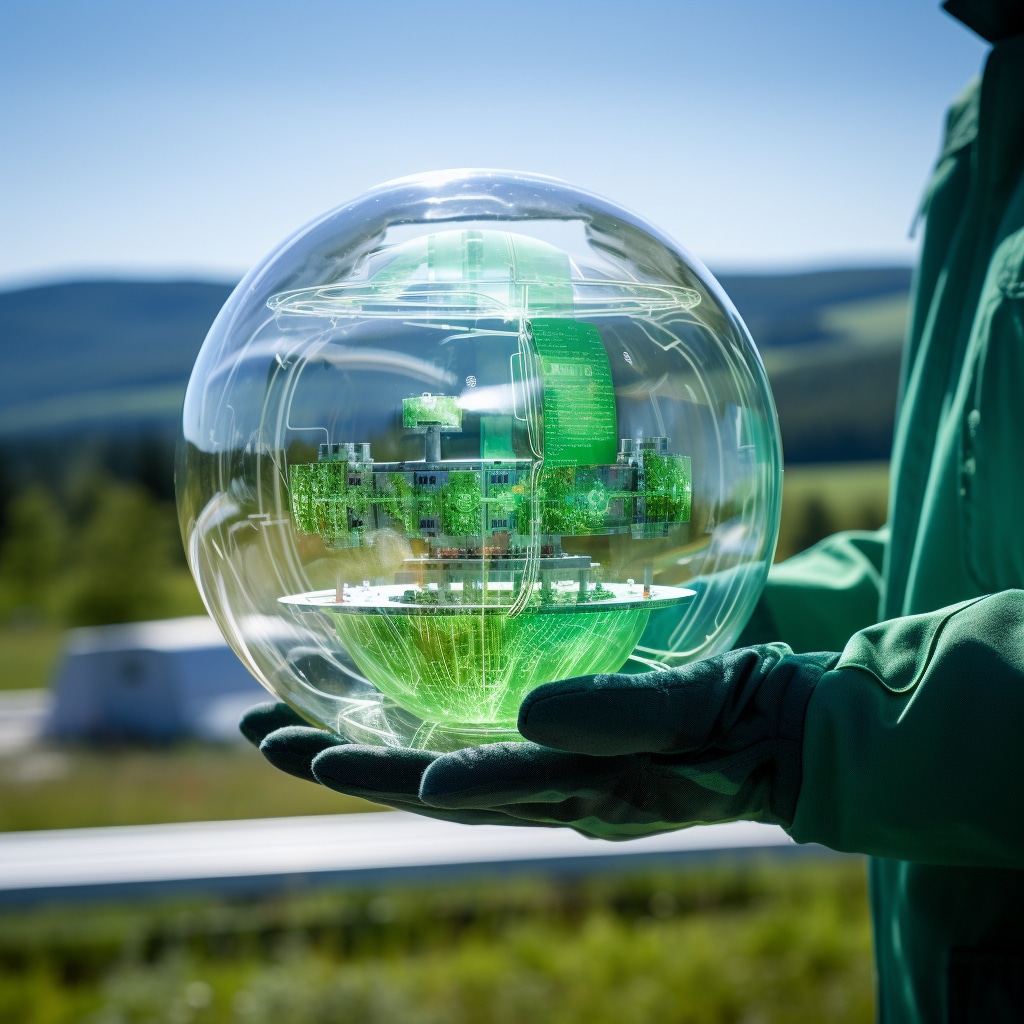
left=402, top=394, right=462, bottom=430
left=531, top=318, right=618, bottom=467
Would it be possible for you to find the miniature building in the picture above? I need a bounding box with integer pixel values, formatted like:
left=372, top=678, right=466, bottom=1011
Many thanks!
left=288, top=320, right=693, bottom=614
left=289, top=430, right=691, bottom=549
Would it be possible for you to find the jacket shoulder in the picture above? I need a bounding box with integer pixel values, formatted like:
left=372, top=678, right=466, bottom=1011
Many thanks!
left=939, top=76, right=981, bottom=161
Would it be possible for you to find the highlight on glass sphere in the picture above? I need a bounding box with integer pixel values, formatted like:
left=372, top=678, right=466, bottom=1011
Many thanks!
left=176, top=170, right=782, bottom=750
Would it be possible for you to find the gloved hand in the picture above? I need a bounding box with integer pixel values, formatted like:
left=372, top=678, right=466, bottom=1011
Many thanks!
left=240, top=702, right=545, bottom=828
left=240, top=643, right=839, bottom=839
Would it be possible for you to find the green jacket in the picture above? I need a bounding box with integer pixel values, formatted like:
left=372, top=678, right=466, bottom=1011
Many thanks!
left=745, top=4, right=1024, bottom=1020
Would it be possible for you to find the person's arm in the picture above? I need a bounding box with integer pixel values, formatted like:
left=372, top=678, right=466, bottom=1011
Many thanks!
left=739, top=527, right=888, bottom=652
left=790, top=588, right=1024, bottom=868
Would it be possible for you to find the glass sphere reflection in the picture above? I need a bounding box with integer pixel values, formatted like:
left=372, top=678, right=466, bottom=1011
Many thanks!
left=176, top=170, right=782, bottom=750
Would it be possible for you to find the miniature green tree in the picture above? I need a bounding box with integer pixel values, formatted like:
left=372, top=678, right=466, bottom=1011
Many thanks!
left=538, top=466, right=579, bottom=534
left=374, top=472, right=415, bottom=534
left=643, top=453, right=692, bottom=523
left=290, top=462, right=350, bottom=540
left=441, top=472, right=483, bottom=536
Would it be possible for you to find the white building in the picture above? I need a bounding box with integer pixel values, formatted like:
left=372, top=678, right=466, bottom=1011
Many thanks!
left=47, top=617, right=268, bottom=742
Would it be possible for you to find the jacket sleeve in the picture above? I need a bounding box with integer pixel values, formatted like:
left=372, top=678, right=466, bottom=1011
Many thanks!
left=788, top=589, right=1024, bottom=869
left=738, top=527, right=888, bottom=653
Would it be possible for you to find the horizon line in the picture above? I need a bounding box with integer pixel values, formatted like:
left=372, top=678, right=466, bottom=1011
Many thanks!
left=0, top=259, right=916, bottom=296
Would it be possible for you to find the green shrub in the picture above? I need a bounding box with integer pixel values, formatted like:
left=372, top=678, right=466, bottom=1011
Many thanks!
left=0, top=859, right=873, bottom=1024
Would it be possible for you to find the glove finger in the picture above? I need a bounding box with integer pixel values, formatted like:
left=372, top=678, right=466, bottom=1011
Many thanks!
left=259, top=725, right=341, bottom=783
left=419, top=742, right=632, bottom=809
left=311, top=746, right=563, bottom=830
left=518, top=674, right=675, bottom=754
left=240, top=701, right=309, bottom=747
left=311, top=744, right=438, bottom=803
left=375, top=798, right=561, bottom=829
left=487, top=801, right=682, bottom=841
left=518, top=649, right=783, bottom=755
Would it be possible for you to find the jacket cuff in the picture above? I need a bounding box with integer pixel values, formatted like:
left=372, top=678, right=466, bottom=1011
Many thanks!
left=769, top=651, right=839, bottom=826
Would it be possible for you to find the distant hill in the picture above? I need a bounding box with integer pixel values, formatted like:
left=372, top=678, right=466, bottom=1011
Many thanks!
left=0, top=269, right=911, bottom=489
left=721, top=267, right=911, bottom=465
left=722, top=267, right=911, bottom=348
left=0, top=280, right=232, bottom=437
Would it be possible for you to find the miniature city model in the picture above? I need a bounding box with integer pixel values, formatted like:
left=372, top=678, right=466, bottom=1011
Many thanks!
left=279, top=239, right=696, bottom=736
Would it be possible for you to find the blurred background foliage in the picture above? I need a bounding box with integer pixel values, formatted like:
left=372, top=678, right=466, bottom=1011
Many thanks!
left=0, top=743, right=376, bottom=832
left=0, top=474, right=200, bottom=630
left=0, top=860, right=872, bottom=1024
left=0, top=469, right=205, bottom=694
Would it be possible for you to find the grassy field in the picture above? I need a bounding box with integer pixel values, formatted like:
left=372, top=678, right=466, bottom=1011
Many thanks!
left=0, top=857, right=873, bottom=1024
left=0, top=622, right=65, bottom=691
left=0, top=743, right=377, bottom=832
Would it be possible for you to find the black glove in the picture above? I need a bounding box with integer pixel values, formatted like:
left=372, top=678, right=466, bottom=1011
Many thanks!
left=241, top=644, right=838, bottom=839
left=240, top=702, right=552, bottom=828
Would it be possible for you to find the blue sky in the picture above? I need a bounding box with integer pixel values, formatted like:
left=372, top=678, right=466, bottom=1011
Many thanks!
left=0, top=1, right=988, bottom=288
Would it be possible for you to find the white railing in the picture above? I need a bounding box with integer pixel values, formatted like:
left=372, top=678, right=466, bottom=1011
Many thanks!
left=0, top=813, right=807, bottom=904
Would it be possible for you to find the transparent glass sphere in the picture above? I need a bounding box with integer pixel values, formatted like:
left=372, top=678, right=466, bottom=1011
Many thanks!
left=177, top=170, right=782, bottom=750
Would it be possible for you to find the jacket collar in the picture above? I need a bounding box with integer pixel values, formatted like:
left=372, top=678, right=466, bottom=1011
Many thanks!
left=943, top=0, right=1024, bottom=42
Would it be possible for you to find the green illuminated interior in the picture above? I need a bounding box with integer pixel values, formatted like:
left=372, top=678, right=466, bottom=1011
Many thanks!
left=328, top=604, right=651, bottom=727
